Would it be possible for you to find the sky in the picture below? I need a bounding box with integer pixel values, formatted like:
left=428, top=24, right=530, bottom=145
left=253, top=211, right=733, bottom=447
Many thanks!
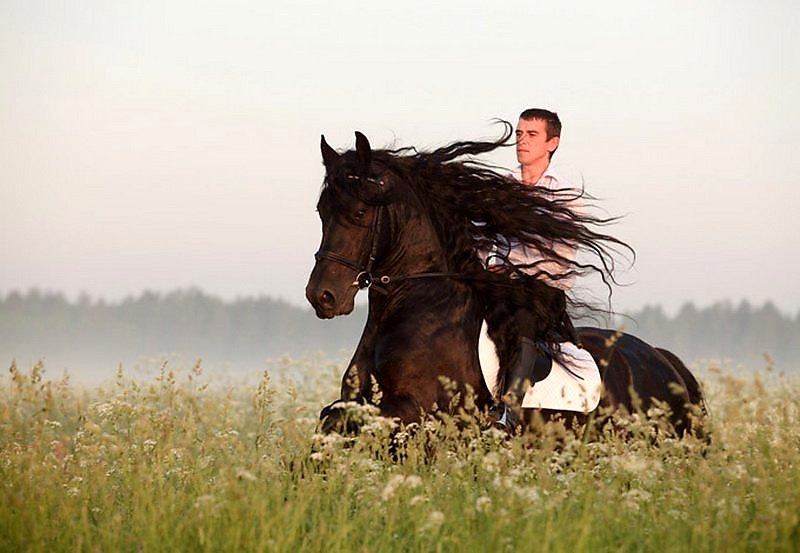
left=1, top=0, right=799, bottom=315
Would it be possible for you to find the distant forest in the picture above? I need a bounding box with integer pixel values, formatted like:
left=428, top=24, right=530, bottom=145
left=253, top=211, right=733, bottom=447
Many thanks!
left=1, top=289, right=798, bottom=380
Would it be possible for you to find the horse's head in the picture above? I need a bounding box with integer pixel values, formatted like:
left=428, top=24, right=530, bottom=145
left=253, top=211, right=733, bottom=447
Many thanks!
left=305, top=132, right=394, bottom=319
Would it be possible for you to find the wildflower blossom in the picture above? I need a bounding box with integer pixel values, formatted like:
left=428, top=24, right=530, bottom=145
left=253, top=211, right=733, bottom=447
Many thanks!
left=381, top=474, right=422, bottom=502
left=421, top=510, right=445, bottom=532
left=381, top=475, right=407, bottom=502
left=482, top=452, right=501, bottom=473
left=513, top=486, right=541, bottom=502
left=621, top=489, right=652, bottom=513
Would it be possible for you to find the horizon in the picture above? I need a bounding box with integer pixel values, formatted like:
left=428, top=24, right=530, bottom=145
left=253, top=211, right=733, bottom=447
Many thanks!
left=2, top=286, right=798, bottom=319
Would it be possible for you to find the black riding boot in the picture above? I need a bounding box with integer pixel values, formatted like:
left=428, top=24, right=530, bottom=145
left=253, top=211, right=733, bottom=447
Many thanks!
left=494, top=337, right=552, bottom=432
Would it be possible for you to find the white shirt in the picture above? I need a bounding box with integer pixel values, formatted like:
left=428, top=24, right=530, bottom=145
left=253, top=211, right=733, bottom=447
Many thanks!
left=482, top=164, right=581, bottom=290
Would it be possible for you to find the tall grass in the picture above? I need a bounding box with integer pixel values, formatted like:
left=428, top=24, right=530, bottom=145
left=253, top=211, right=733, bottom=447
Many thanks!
left=1, top=359, right=798, bottom=552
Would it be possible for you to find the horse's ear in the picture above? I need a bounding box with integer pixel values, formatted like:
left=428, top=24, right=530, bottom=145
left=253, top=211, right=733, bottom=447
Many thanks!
left=320, top=135, right=340, bottom=167
left=354, top=131, right=371, bottom=170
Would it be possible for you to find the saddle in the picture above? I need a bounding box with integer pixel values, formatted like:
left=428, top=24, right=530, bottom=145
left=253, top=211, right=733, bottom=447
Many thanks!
left=478, top=321, right=602, bottom=413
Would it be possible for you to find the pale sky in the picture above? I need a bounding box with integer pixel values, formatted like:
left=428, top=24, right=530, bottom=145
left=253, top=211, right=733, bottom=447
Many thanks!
left=2, top=0, right=799, bottom=315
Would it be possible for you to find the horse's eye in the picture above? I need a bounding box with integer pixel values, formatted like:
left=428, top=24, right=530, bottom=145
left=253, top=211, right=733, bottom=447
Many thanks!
left=356, top=208, right=367, bottom=219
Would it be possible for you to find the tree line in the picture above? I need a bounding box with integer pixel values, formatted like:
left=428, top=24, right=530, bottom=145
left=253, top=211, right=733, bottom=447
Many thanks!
left=1, top=288, right=797, bottom=378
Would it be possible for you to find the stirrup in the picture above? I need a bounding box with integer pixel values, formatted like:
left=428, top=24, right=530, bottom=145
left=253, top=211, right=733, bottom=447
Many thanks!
left=489, top=403, right=519, bottom=433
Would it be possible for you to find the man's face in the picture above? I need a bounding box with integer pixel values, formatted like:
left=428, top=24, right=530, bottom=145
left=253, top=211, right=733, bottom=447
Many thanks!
left=515, top=118, right=559, bottom=166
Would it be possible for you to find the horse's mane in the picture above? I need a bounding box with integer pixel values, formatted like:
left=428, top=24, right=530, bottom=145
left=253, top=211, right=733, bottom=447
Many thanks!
left=322, top=122, right=633, bottom=379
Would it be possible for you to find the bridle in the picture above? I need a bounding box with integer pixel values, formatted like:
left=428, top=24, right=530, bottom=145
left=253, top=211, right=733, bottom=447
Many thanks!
left=313, top=174, right=464, bottom=292
left=313, top=174, right=389, bottom=290
left=314, top=206, right=385, bottom=291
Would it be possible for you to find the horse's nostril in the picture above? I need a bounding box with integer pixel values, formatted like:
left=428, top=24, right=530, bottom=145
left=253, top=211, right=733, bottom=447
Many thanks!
left=321, top=290, right=335, bottom=307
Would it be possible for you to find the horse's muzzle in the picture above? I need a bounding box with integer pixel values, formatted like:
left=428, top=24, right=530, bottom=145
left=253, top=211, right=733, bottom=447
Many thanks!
left=305, top=284, right=336, bottom=319
left=305, top=277, right=356, bottom=319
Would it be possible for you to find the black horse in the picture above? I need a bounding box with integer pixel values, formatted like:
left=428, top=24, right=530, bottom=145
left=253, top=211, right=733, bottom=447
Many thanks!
left=305, top=127, right=705, bottom=437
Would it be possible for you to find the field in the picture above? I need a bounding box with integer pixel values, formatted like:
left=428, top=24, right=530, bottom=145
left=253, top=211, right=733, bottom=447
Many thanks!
left=1, top=358, right=798, bottom=552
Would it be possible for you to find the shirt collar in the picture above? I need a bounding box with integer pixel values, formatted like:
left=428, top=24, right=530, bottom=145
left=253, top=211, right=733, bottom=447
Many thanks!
left=514, top=163, right=562, bottom=185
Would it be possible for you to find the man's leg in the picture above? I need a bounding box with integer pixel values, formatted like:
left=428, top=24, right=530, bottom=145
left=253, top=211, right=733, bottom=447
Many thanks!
left=494, top=308, right=552, bottom=430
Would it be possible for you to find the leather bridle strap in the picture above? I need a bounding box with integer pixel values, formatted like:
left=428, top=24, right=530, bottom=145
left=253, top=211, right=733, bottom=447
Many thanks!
left=313, top=177, right=470, bottom=291
left=313, top=249, right=362, bottom=273
left=314, top=204, right=473, bottom=292
left=314, top=204, right=384, bottom=289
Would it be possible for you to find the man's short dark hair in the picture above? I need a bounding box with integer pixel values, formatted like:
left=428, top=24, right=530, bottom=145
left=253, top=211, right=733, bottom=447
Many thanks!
left=519, top=108, right=561, bottom=141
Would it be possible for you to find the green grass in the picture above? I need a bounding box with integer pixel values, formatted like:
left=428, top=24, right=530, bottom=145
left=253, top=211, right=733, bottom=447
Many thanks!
left=1, top=359, right=798, bottom=552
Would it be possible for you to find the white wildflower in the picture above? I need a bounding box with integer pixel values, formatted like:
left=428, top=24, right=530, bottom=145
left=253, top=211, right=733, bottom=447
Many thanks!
left=621, top=489, right=652, bottom=512
left=610, top=453, right=657, bottom=478
left=405, top=475, right=422, bottom=489
left=380, top=474, right=423, bottom=502
left=492, top=476, right=513, bottom=490
left=309, top=451, right=328, bottom=463
left=422, top=510, right=445, bottom=532
left=361, top=418, right=398, bottom=435
left=321, top=433, right=343, bottom=448
left=482, top=452, right=501, bottom=473
left=475, top=496, right=492, bottom=513
left=381, top=474, right=407, bottom=502
left=513, top=486, right=541, bottom=502
left=667, top=509, right=687, bottom=521
left=92, top=402, right=114, bottom=420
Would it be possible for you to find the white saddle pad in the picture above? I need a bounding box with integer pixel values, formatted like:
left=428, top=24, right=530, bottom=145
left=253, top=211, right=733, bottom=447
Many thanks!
left=478, top=321, right=601, bottom=413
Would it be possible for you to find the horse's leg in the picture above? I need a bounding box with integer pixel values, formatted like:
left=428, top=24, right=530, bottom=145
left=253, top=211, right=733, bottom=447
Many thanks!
left=319, top=401, right=362, bottom=435
left=317, top=393, right=422, bottom=437
left=338, top=294, right=386, bottom=402
left=655, top=347, right=709, bottom=438
left=318, top=329, right=378, bottom=434
left=377, top=393, right=425, bottom=425
left=604, top=336, right=697, bottom=438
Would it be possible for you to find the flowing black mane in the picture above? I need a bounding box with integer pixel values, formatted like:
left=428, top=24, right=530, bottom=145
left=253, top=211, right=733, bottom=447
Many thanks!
left=320, top=122, right=633, bottom=357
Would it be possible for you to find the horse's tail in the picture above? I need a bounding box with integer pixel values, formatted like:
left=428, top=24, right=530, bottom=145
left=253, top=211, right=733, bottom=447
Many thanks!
left=656, top=347, right=710, bottom=441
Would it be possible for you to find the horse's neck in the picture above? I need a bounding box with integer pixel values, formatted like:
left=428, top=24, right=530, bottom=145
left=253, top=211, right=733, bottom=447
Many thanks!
left=376, top=202, right=449, bottom=276
left=370, top=201, right=483, bottom=336
left=364, top=201, right=489, bottom=400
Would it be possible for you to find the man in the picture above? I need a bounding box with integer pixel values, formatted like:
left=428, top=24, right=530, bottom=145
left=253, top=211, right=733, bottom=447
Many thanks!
left=489, top=108, right=580, bottom=430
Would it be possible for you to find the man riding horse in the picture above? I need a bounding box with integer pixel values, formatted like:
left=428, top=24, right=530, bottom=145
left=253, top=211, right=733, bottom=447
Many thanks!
left=307, top=122, right=706, bottom=439
left=484, top=108, right=582, bottom=431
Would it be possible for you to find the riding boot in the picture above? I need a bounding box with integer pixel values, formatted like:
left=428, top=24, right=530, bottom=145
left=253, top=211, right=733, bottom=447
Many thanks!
left=494, top=337, right=552, bottom=432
